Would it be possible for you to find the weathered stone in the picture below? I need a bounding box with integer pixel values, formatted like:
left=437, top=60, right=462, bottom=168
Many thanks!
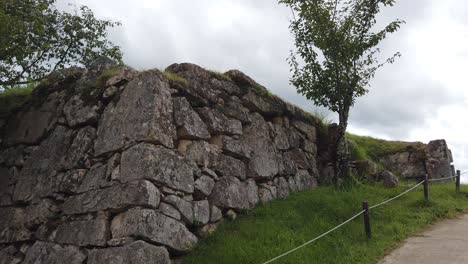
left=166, top=63, right=238, bottom=105
left=88, top=240, right=170, bottom=264
left=221, top=96, right=251, bottom=124
left=274, top=177, right=290, bottom=199
left=164, top=195, right=194, bottom=225
left=54, top=169, right=88, bottom=194
left=184, top=140, right=220, bottom=167
left=159, top=202, right=181, bottom=220
left=289, top=170, right=317, bottom=192
left=63, top=180, right=159, bottom=215
left=292, top=119, right=317, bottom=142
left=193, top=200, right=210, bottom=226
left=202, top=167, right=219, bottom=180
left=0, top=146, right=25, bottom=166
left=242, top=90, right=285, bottom=116
left=283, top=149, right=314, bottom=170
left=94, top=70, right=176, bottom=155
left=111, top=208, right=198, bottom=253
left=258, top=184, right=277, bottom=203
left=381, top=170, right=399, bottom=188
left=195, top=175, right=215, bottom=197
left=120, top=143, right=196, bottom=193
left=210, top=205, right=223, bottom=222
left=209, top=176, right=250, bottom=210
left=427, top=139, right=453, bottom=179
left=221, top=136, right=250, bottom=159
left=242, top=113, right=279, bottom=179
left=173, top=97, right=211, bottom=139
left=63, top=94, right=101, bottom=127
left=13, top=126, right=74, bottom=202
left=76, top=164, right=110, bottom=193
left=0, top=167, right=15, bottom=206
left=0, top=245, right=22, bottom=264
left=22, top=241, right=85, bottom=264
left=0, top=199, right=58, bottom=243
left=196, top=222, right=222, bottom=239
left=197, top=107, right=242, bottom=135
left=37, top=213, right=109, bottom=246
left=302, top=140, right=317, bottom=155
left=102, top=85, right=118, bottom=99
left=244, top=179, right=259, bottom=208
left=5, top=106, right=56, bottom=145
left=272, top=123, right=290, bottom=150
left=107, top=237, right=135, bottom=247
left=61, top=126, right=96, bottom=169
left=212, top=154, right=246, bottom=180
left=105, top=68, right=139, bottom=87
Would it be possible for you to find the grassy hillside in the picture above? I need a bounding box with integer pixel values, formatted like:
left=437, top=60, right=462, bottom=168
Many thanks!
left=182, top=183, right=468, bottom=264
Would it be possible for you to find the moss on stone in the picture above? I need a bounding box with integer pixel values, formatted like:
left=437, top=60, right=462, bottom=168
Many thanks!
left=0, top=82, right=38, bottom=117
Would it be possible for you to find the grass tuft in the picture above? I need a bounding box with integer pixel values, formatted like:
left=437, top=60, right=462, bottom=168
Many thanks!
left=182, top=183, right=468, bottom=264
left=163, top=70, right=189, bottom=86
left=208, top=70, right=232, bottom=82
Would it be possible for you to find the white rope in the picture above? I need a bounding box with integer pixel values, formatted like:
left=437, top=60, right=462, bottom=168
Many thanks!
left=428, top=175, right=457, bottom=182
left=262, top=209, right=366, bottom=264
left=369, top=180, right=425, bottom=210
left=428, top=170, right=468, bottom=182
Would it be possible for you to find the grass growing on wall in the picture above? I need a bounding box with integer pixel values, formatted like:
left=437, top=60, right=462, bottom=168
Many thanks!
left=0, top=82, right=38, bottom=117
left=346, top=133, right=425, bottom=161
left=182, top=183, right=468, bottom=264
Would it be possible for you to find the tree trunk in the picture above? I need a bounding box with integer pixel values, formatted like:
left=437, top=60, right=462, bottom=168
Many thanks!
left=331, top=109, right=350, bottom=188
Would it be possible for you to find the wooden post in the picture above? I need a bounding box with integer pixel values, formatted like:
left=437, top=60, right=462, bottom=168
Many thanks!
left=456, top=170, right=461, bottom=194
left=423, top=174, right=429, bottom=203
left=362, top=201, right=371, bottom=239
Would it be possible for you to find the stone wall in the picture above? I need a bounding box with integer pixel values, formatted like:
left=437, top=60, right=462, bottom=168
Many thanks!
left=0, top=60, right=322, bottom=263
left=380, top=140, right=454, bottom=179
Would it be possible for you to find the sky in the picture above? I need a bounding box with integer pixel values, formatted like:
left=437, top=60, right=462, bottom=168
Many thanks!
left=61, top=0, right=468, bottom=181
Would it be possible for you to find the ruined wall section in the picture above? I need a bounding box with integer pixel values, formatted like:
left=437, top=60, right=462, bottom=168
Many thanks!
left=380, top=140, right=454, bottom=179
left=0, top=60, right=322, bottom=263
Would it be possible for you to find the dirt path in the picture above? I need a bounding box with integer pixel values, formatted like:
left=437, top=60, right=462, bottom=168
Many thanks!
left=379, top=214, right=468, bottom=264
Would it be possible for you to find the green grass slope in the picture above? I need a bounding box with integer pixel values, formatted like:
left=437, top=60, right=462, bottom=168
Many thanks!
left=182, top=183, right=468, bottom=264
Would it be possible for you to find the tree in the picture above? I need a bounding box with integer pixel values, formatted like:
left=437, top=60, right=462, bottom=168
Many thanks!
left=279, top=0, right=403, bottom=186
left=0, top=0, right=122, bottom=88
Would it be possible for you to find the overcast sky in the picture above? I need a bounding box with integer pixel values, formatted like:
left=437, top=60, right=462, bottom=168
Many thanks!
left=62, top=0, right=468, bottom=181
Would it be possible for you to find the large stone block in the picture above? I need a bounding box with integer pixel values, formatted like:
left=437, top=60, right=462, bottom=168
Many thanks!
left=94, top=70, right=176, bottom=155
left=22, top=241, right=85, bottom=264
left=120, top=143, right=196, bottom=193
left=88, top=240, right=170, bottom=264
left=173, top=97, right=211, bottom=140
left=197, top=107, right=242, bottom=136
left=63, top=94, right=101, bottom=127
left=37, top=213, right=109, bottom=246
left=209, top=177, right=251, bottom=210
left=164, top=195, right=193, bottom=225
left=13, top=126, right=74, bottom=202
left=0, top=199, right=58, bottom=243
left=111, top=208, right=198, bottom=253
left=62, top=180, right=159, bottom=215
left=242, top=113, right=279, bottom=179
left=193, top=200, right=210, bottom=226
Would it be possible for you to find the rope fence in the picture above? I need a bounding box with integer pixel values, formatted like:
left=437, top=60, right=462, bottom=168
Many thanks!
left=262, top=169, right=467, bottom=264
